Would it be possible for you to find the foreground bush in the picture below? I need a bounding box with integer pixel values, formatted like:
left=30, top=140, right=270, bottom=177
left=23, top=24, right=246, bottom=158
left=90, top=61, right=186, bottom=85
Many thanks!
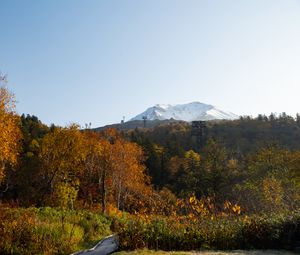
left=0, top=206, right=299, bottom=254
left=0, top=206, right=111, bottom=255
left=112, top=211, right=300, bottom=251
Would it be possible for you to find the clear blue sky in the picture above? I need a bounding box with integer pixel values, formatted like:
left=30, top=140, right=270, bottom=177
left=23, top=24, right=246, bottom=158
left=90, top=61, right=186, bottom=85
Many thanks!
left=1, top=0, right=300, bottom=127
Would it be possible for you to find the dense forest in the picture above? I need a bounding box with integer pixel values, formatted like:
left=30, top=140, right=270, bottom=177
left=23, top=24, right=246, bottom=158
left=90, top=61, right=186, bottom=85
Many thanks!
left=2, top=107, right=300, bottom=214
left=127, top=115, right=300, bottom=212
left=0, top=78, right=299, bottom=254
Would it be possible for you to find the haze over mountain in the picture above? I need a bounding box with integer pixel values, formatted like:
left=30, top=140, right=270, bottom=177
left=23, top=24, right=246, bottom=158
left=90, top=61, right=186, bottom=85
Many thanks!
left=130, top=102, right=239, bottom=122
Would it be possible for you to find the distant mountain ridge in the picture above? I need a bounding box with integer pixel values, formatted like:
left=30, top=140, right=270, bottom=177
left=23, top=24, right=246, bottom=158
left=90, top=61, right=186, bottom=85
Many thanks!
left=94, top=119, right=186, bottom=132
left=130, top=102, right=238, bottom=122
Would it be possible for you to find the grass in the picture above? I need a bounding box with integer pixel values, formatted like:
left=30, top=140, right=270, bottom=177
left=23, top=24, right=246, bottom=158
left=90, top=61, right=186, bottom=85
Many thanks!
left=114, top=250, right=299, bottom=255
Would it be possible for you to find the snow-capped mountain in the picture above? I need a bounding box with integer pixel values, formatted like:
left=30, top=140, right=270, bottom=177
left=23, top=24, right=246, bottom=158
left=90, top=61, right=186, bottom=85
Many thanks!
left=130, top=102, right=239, bottom=122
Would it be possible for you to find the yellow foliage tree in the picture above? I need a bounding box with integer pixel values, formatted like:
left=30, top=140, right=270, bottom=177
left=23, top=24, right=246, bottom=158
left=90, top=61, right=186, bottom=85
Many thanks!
left=93, top=128, right=151, bottom=213
left=39, top=125, right=86, bottom=208
left=262, top=176, right=284, bottom=211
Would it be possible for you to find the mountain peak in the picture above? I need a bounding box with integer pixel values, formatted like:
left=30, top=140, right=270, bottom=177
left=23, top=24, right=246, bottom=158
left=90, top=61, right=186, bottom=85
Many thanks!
left=130, top=102, right=238, bottom=122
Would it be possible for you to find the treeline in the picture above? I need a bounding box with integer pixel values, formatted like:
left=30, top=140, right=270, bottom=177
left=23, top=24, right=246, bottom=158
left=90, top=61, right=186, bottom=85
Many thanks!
left=129, top=113, right=300, bottom=155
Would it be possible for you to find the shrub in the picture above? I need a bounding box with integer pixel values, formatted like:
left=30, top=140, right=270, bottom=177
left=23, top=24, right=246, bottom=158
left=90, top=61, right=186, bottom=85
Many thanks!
left=112, top=211, right=300, bottom=252
left=0, top=206, right=112, bottom=255
left=0, top=206, right=298, bottom=254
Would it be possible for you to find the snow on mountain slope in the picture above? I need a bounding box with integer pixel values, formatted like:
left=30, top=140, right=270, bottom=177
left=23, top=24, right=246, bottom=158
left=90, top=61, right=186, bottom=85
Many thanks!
left=130, top=102, right=238, bottom=122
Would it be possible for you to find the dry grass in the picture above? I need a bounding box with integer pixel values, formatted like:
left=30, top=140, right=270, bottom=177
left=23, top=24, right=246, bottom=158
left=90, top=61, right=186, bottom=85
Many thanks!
left=114, top=250, right=298, bottom=255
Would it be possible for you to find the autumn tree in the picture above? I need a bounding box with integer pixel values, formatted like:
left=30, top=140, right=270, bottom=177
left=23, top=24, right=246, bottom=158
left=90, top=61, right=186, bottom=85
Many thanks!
left=111, top=138, right=149, bottom=210
left=237, top=145, right=295, bottom=212
left=79, top=131, right=103, bottom=208
left=0, top=75, right=22, bottom=190
left=93, top=128, right=150, bottom=213
left=39, top=125, right=86, bottom=208
left=79, top=129, right=115, bottom=213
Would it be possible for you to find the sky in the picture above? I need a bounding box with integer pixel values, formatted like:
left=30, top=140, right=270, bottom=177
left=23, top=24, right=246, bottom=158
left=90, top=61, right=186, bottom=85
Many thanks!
left=1, top=0, right=300, bottom=127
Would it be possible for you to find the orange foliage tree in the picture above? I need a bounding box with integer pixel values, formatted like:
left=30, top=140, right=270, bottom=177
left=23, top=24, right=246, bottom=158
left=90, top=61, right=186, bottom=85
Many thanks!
left=110, top=138, right=149, bottom=211
left=79, top=128, right=151, bottom=213
left=0, top=75, right=22, bottom=184
left=80, top=131, right=103, bottom=207
left=37, top=125, right=152, bottom=211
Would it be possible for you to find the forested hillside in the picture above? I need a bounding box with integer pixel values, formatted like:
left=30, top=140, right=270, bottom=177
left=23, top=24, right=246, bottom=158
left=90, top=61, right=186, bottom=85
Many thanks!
left=0, top=81, right=299, bottom=254
left=3, top=110, right=299, bottom=216
left=128, top=114, right=300, bottom=154
left=126, top=115, right=300, bottom=212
